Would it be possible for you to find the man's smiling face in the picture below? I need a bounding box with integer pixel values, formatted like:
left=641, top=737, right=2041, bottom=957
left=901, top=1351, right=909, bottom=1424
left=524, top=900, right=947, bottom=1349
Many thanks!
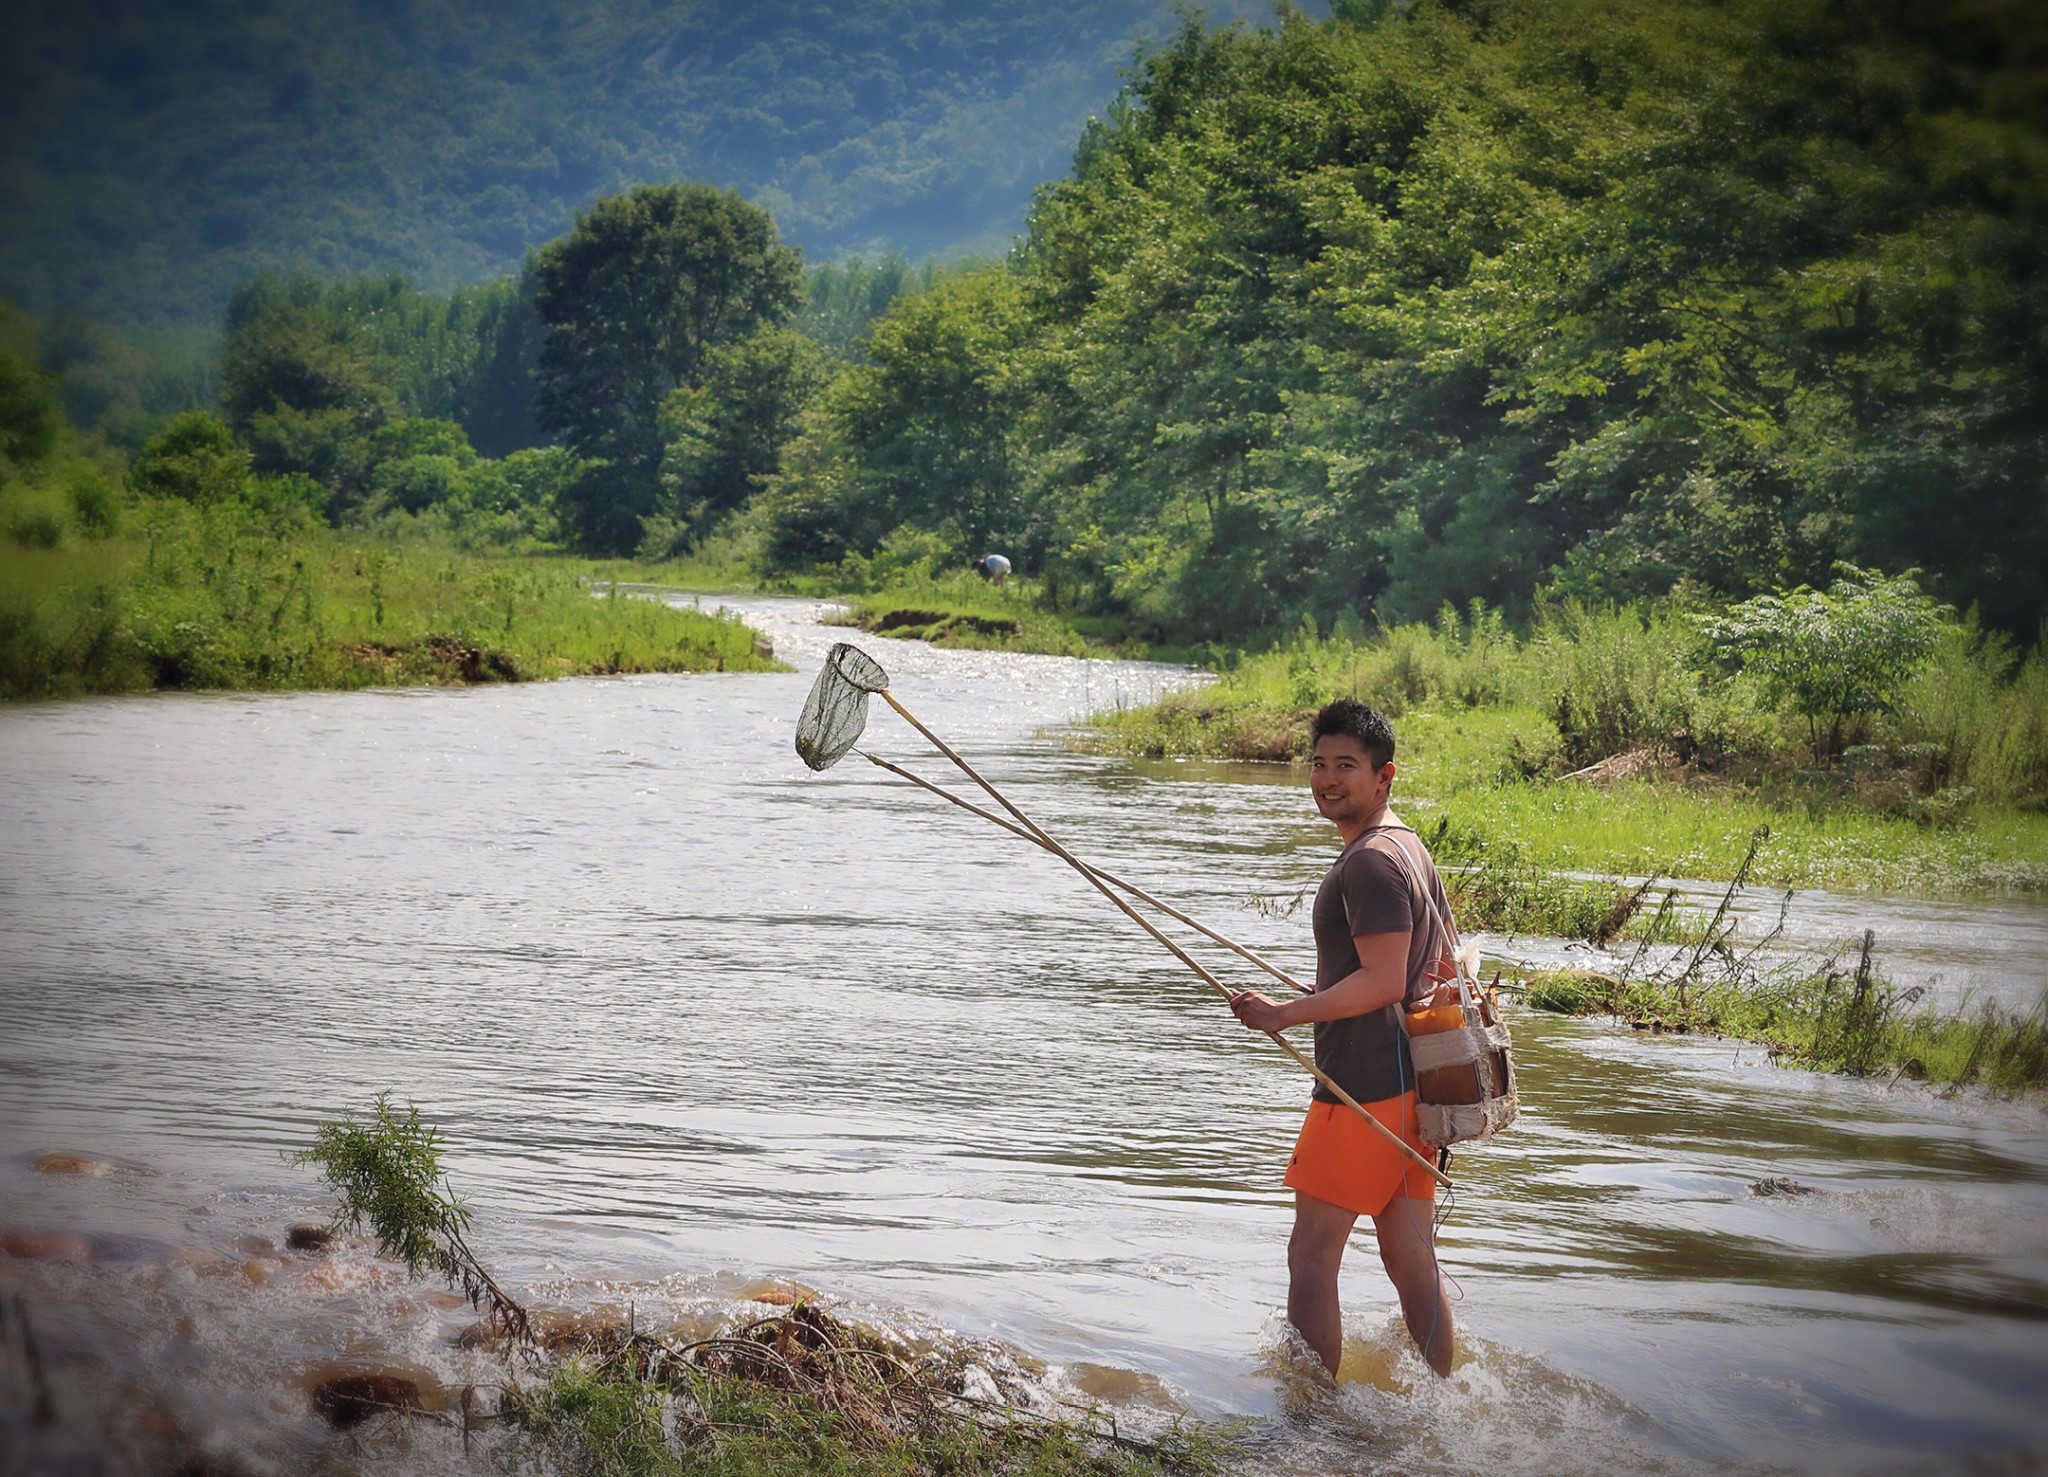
left=1310, top=732, right=1394, bottom=829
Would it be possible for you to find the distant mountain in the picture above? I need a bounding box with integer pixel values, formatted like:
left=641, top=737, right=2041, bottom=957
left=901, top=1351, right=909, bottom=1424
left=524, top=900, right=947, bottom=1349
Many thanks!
left=0, top=0, right=1298, bottom=326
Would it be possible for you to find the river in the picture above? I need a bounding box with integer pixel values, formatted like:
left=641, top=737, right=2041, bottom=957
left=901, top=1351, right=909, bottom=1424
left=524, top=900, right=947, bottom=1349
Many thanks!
left=2, top=594, right=2044, bottom=1475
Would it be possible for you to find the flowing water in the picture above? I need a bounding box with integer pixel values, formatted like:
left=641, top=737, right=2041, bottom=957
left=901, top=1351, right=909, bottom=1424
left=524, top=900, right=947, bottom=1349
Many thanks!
left=2, top=595, right=2045, bottom=1475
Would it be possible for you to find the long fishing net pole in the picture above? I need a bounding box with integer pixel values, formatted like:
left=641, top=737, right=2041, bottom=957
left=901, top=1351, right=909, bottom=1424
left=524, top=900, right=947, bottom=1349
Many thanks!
left=859, top=750, right=1311, bottom=996
left=795, top=643, right=1449, bottom=1190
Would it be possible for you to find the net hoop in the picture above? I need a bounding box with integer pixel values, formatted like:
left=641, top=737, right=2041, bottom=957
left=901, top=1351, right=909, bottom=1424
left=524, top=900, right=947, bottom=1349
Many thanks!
left=794, top=642, right=890, bottom=771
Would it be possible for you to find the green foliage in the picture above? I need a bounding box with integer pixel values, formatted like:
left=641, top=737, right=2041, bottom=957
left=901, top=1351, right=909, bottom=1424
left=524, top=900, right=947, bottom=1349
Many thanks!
left=0, top=311, right=63, bottom=472
left=0, top=495, right=776, bottom=700
left=766, top=268, right=1031, bottom=569
left=799, top=256, right=923, bottom=360
left=649, top=328, right=829, bottom=557
left=505, top=1362, right=677, bottom=1477
left=66, top=464, right=119, bottom=538
left=1533, top=599, right=1769, bottom=769
left=29, top=315, right=219, bottom=450
left=783, top=0, right=2047, bottom=640
left=220, top=272, right=545, bottom=479
left=128, top=412, right=252, bottom=506
left=1079, top=593, right=2048, bottom=893
left=1701, top=566, right=1949, bottom=761
left=533, top=184, right=804, bottom=553
left=285, top=1093, right=469, bottom=1278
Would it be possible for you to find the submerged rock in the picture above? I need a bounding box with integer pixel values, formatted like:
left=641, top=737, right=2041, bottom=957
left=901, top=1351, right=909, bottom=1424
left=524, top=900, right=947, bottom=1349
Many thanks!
left=310, top=1373, right=420, bottom=1429
left=537, top=1312, right=634, bottom=1358
left=2, top=1230, right=95, bottom=1262
left=1749, top=1177, right=1821, bottom=1197
left=33, top=1152, right=111, bottom=1176
left=738, top=1277, right=818, bottom=1307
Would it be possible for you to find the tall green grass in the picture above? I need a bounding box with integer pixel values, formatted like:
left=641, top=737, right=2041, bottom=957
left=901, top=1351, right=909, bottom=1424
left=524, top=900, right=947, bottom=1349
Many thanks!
left=0, top=496, right=776, bottom=698
left=1078, top=602, right=2048, bottom=894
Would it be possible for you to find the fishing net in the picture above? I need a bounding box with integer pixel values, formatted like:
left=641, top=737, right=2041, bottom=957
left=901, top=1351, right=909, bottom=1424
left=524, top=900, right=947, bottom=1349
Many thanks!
left=795, top=642, right=890, bottom=771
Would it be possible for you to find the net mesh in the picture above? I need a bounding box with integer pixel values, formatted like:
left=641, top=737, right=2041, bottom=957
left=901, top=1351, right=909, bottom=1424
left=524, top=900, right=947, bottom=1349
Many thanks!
left=795, top=642, right=891, bottom=771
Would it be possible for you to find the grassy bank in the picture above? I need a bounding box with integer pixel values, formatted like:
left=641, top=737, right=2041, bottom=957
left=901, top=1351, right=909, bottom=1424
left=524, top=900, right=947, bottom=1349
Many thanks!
left=1082, top=607, right=2048, bottom=895
left=0, top=499, right=778, bottom=699
left=821, top=570, right=1171, bottom=660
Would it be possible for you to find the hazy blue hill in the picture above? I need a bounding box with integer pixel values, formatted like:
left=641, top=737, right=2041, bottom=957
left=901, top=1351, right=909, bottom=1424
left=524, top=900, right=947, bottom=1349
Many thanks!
left=0, top=0, right=1290, bottom=326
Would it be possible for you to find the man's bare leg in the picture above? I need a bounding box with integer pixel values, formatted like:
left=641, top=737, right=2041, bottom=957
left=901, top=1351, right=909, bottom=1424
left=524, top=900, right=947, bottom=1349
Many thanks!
left=1286, top=1192, right=1358, bottom=1375
left=1371, top=1191, right=1453, bottom=1375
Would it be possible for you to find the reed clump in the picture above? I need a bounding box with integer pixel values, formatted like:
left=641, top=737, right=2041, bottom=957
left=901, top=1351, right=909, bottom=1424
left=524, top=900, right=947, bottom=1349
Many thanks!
left=1523, top=932, right=2048, bottom=1094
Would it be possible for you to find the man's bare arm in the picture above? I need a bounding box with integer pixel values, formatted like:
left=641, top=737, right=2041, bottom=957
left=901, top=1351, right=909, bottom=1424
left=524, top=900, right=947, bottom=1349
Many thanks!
left=1228, top=931, right=1407, bottom=1033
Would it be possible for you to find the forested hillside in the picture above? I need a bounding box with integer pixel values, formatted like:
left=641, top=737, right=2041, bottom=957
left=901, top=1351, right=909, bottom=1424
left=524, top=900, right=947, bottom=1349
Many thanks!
left=0, top=0, right=1282, bottom=325
left=774, top=0, right=2048, bottom=635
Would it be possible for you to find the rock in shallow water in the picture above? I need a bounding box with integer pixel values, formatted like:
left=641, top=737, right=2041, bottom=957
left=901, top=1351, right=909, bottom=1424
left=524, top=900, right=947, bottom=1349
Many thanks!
left=310, top=1373, right=420, bottom=1429
left=1, top=1230, right=95, bottom=1262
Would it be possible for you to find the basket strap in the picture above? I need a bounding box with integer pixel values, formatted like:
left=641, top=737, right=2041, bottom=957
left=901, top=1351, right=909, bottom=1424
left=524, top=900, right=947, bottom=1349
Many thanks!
left=1359, top=825, right=1469, bottom=990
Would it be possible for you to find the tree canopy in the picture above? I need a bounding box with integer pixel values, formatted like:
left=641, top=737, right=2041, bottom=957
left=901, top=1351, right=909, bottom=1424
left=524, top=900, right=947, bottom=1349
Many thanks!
left=531, top=184, right=804, bottom=552
left=777, top=0, right=2048, bottom=637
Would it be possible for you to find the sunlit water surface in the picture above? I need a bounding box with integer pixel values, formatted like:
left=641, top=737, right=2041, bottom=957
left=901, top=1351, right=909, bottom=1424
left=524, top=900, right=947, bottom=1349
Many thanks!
left=2, top=595, right=2044, bottom=1475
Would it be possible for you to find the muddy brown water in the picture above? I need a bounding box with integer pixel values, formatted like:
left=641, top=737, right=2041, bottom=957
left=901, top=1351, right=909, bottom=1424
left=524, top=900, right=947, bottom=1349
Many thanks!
left=1, top=595, right=2044, bottom=1474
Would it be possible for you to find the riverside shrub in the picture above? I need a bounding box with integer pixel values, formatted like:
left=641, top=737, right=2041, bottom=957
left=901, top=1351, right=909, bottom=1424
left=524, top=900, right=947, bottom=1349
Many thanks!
left=1700, top=566, right=1949, bottom=762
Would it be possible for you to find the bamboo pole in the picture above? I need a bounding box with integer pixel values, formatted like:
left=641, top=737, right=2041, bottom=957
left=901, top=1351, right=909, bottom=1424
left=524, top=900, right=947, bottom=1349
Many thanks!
left=860, top=750, right=1312, bottom=994
left=874, top=689, right=1450, bottom=1191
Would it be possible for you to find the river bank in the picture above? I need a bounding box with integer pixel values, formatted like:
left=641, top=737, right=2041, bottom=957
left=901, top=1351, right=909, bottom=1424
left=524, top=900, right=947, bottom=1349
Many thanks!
left=0, top=516, right=781, bottom=699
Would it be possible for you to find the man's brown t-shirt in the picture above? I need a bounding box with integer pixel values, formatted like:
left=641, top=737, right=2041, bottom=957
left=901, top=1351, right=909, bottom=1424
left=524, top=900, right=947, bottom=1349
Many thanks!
left=1308, top=824, right=1454, bottom=1105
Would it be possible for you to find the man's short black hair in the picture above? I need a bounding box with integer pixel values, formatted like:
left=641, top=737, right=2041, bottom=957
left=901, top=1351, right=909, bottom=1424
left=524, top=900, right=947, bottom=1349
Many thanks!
left=1310, top=699, right=1395, bottom=770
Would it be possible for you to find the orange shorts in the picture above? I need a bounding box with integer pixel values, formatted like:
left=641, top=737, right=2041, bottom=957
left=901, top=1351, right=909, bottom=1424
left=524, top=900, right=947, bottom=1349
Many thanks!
left=1283, top=1092, right=1436, bottom=1217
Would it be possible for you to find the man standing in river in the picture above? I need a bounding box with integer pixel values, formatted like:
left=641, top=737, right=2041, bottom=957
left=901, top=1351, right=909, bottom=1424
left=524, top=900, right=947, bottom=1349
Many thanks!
left=1228, top=699, right=1455, bottom=1378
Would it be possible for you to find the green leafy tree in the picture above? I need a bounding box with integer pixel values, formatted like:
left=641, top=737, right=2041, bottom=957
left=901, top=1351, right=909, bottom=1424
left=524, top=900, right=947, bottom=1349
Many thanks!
left=1700, top=566, right=1950, bottom=762
left=532, top=184, right=803, bottom=552
left=128, top=411, right=252, bottom=506
left=818, top=269, right=1032, bottom=560
left=985, top=1, right=2048, bottom=640
left=365, top=417, right=480, bottom=515
left=0, top=309, right=62, bottom=472
left=220, top=278, right=401, bottom=517
left=653, top=327, right=828, bottom=549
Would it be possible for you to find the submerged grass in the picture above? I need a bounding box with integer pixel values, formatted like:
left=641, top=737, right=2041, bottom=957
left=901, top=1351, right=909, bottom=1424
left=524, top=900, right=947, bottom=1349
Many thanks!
left=1524, top=946, right=2048, bottom=1095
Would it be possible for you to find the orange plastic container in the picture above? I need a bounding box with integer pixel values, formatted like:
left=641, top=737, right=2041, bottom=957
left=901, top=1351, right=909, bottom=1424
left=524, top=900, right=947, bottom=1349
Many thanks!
left=1406, top=1001, right=1465, bottom=1036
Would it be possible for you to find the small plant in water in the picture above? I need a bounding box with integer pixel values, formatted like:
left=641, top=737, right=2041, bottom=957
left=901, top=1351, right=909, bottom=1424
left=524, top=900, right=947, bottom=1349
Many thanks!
left=286, top=1092, right=530, bottom=1341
